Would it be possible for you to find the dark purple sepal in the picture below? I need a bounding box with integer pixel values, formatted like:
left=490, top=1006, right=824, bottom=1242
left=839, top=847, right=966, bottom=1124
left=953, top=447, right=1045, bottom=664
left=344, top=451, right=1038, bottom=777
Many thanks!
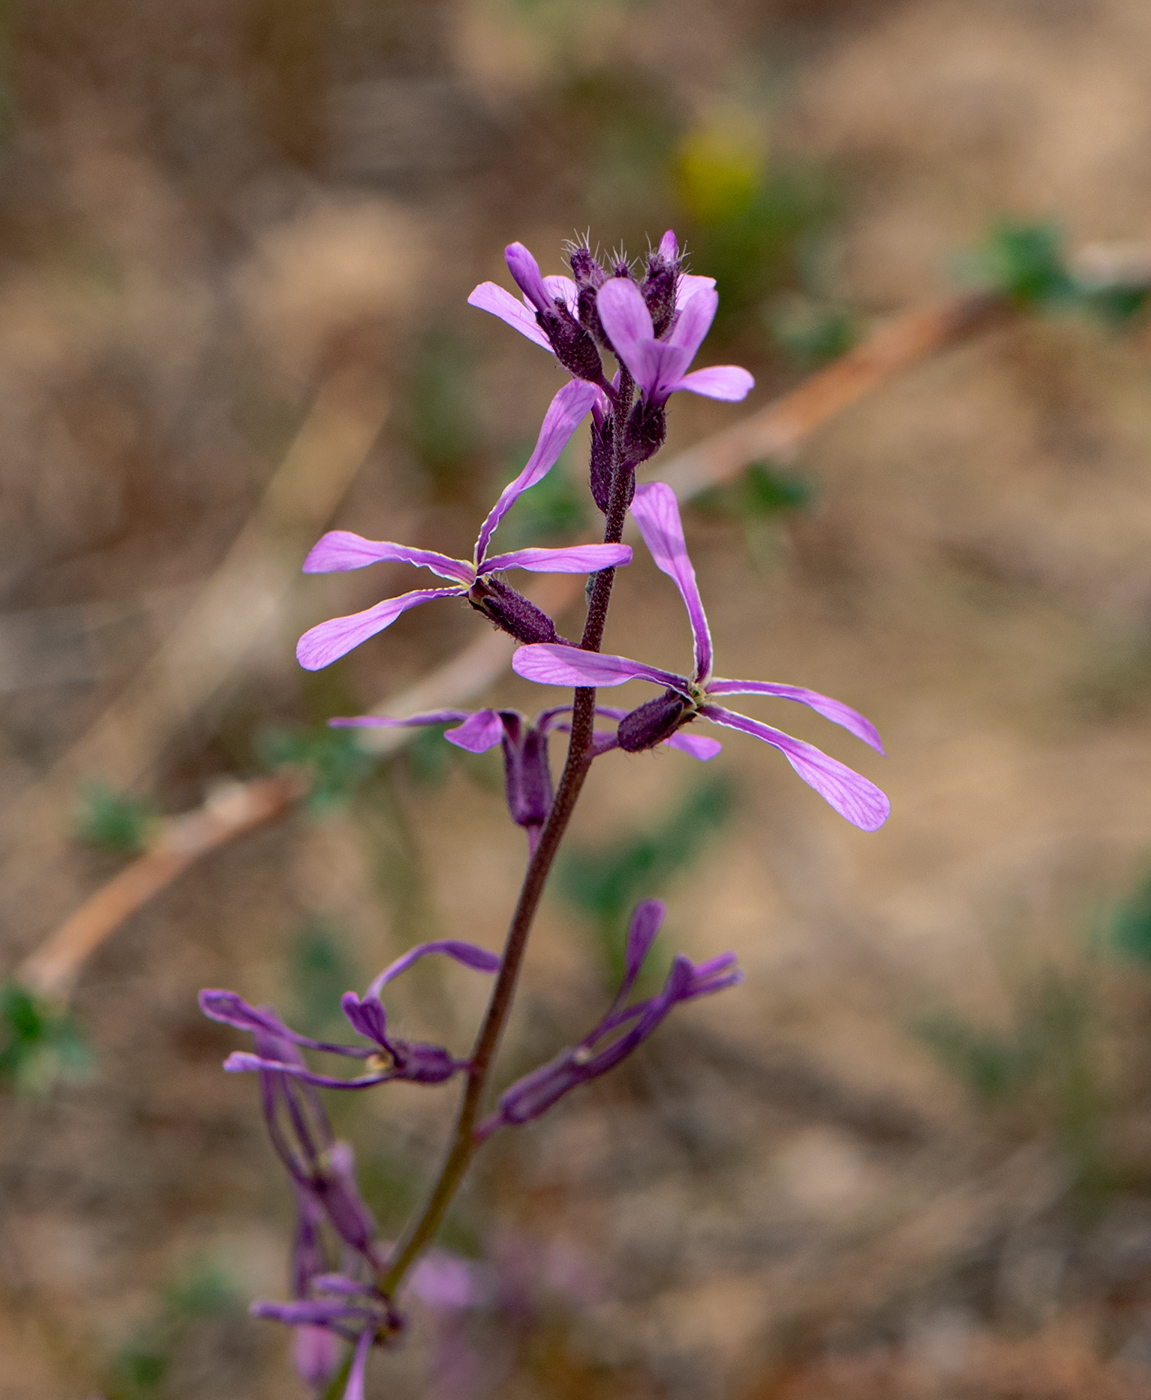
left=315, top=1141, right=379, bottom=1258
left=617, top=688, right=693, bottom=752
left=589, top=419, right=614, bottom=513
left=623, top=399, right=667, bottom=466
left=504, top=722, right=553, bottom=829
left=467, top=576, right=560, bottom=644
left=390, top=1038, right=460, bottom=1084
left=538, top=304, right=606, bottom=383
left=641, top=247, right=681, bottom=339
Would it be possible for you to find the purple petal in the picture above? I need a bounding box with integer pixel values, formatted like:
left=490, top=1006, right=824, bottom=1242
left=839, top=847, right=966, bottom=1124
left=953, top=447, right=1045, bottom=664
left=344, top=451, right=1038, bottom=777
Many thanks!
left=296, top=588, right=462, bottom=670
left=657, top=228, right=678, bottom=262
left=313, top=1274, right=377, bottom=1298
left=444, top=709, right=507, bottom=753
left=252, top=1299, right=378, bottom=1327
left=367, top=939, right=501, bottom=999
left=618, top=899, right=665, bottom=1004
left=328, top=708, right=472, bottom=729
left=223, top=1052, right=390, bottom=1089
left=410, top=1251, right=486, bottom=1310
left=200, top=991, right=369, bottom=1058
left=675, top=272, right=716, bottom=309
left=664, top=731, right=722, bottom=760
left=542, top=273, right=579, bottom=316
left=482, top=542, right=631, bottom=574
left=630, top=482, right=712, bottom=681
left=302, top=532, right=472, bottom=583
left=467, top=281, right=552, bottom=350
left=596, top=278, right=662, bottom=391
left=293, top=1324, right=342, bottom=1388
left=474, top=380, right=599, bottom=563
left=505, top=242, right=552, bottom=314
left=344, top=1327, right=374, bottom=1400
left=699, top=704, right=891, bottom=831
left=705, top=679, right=885, bottom=753
left=513, top=642, right=687, bottom=691
left=341, top=993, right=389, bottom=1048
left=665, top=285, right=717, bottom=360
left=683, top=952, right=744, bottom=998
left=673, top=365, right=755, bottom=401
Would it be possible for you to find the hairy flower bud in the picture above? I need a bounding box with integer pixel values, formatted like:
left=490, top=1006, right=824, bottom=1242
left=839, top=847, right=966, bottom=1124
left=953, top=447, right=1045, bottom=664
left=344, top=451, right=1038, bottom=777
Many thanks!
left=538, top=304, right=606, bottom=383
left=623, top=399, right=667, bottom=465
left=641, top=241, right=682, bottom=339
left=505, top=723, right=553, bottom=828
left=468, top=576, right=561, bottom=645
left=617, top=688, right=693, bottom=752
left=589, top=420, right=615, bottom=513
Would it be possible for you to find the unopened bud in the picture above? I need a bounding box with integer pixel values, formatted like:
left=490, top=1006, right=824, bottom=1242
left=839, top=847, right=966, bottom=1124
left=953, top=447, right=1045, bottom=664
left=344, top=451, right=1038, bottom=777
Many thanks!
left=468, top=577, right=560, bottom=645
left=623, top=400, right=667, bottom=465
left=617, top=689, right=692, bottom=752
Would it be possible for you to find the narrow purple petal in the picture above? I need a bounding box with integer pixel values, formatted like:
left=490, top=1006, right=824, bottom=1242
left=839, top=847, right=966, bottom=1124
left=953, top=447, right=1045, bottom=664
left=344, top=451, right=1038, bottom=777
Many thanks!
left=513, top=642, right=687, bottom=692
left=482, top=543, right=631, bottom=574
left=505, top=242, right=552, bottom=314
left=296, top=588, right=462, bottom=670
left=341, top=993, right=389, bottom=1048
left=313, top=1274, right=377, bottom=1298
left=200, top=991, right=370, bottom=1058
left=344, top=1327, right=375, bottom=1400
left=293, top=1324, right=341, bottom=1388
left=302, top=532, right=472, bottom=583
left=252, top=1299, right=378, bottom=1327
left=664, top=731, right=722, bottom=760
left=467, top=282, right=552, bottom=350
left=673, top=365, right=755, bottom=401
left=630, top=482, right=712, bottom=681
left=699, top=704, right=891, bottom=831
left=542, top=273, right=579, bottom=316
left=224, top=1052, right=390, bottom=1089
left=665, top=285, right=717, bottom=360
left=443, top=709, right=507, bottom=753
left=705, top=679, right=885, bottom=753
left=474, top=380, right=599, bottom=563
left=675, top=272, right=716, bottom=309
left=618, top=899, right=665, bottom=1004
left=596, top=278, right=663, bottom=391
left=410, top=1252, right=486, bottom=1310
left=657, top=229, right=678, bottom=262
left=367, top=939, right=501, bottom=999
left=327, top=709, right=472, bottom=729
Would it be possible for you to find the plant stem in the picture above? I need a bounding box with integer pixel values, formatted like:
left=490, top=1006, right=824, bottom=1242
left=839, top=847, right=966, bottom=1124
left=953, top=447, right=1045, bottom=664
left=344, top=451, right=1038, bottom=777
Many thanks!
left=379, top=373, right=637, bottom=1298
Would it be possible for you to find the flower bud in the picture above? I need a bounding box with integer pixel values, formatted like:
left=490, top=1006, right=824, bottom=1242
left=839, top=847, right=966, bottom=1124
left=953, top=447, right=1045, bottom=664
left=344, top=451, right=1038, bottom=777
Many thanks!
left=468, top=577, right=561, bottom=645
left=617, top=689, right=692, bottom=752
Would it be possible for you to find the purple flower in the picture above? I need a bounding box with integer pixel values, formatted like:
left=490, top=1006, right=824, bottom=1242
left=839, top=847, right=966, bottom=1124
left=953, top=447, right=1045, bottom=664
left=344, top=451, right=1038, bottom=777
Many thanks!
left=330, top=705, right=722, bottom=841
left=512, top=482, right=890, bottom=831
left=477, top=900, right=741, bottom=1138
left=297, top=380, right=630, bottom=669
left=595, top=274, right=754, bottom=408
left=201, top=940, right=500, bottom=1092
left=254, top=1277, right=389, bottom=1398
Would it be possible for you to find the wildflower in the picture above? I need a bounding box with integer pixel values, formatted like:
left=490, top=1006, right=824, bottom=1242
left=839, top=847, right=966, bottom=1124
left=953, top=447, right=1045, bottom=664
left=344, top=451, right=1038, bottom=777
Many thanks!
left=328, top=705, right=720, bottom=846
left=200, top=940, right=500, bottom=1091
left=512, top=482, right=890, bottom=831
left=297, top=380, right=629, bottom=669
left=476, top=900, right=740, bottom=1137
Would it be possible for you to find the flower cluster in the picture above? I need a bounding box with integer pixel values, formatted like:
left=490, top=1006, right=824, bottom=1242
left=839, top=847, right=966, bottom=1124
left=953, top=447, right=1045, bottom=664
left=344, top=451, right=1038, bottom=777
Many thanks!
left=204, top=229, right=889, bottom=1397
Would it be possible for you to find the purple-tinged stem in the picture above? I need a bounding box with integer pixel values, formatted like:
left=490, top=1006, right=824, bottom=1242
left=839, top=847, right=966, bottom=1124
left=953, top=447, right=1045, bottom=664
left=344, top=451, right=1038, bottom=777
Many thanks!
left=378, top=370, right=638, bottom=1300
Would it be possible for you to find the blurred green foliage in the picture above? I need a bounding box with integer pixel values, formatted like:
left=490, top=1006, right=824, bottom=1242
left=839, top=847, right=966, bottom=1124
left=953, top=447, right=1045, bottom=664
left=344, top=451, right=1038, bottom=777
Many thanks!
left=766, top=294, right=861, bottom=368
left=1110, top=864, right=1151, bottom=963
left=407, top=325, right=478, bottom=497
left=0, top=983, right=90, bottom=1093
left=694, top=460, right=815, bottom=521
left=915, top=965, right=1108, bottom=1194
left=290, top=920, right=360, bottom=1036
left=106, top=1260, right=242, bottom=1400
left=558, top=774, right=735, bottom=986
left=74, top=781, right=157, bottom=857
left=258, top=722, right=378, bottom=809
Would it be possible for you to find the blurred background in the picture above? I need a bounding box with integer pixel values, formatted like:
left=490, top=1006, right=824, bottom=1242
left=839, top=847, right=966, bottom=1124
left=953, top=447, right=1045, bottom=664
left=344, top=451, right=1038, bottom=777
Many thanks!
left=5, top=0, right=1151, bottom=1395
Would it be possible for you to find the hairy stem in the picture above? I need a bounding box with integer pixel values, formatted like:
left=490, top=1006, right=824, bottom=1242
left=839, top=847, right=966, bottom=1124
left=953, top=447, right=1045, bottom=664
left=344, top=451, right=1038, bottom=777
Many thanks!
left=379, top=371, right=638, bottom=1298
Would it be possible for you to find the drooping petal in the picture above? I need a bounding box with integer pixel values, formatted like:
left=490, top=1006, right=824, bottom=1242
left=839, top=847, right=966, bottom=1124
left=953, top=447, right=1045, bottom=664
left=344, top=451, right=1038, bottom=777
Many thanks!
left=467, top=282, right=552, bottom=350
left=443, top=709, right=507, bottom=753
left=705, top=679, right=885, bottom=753
left=672, top=365, right=755, bottom=401
left=482, top=543, right=631, bottom=574
left=296, top=588, right=462, bottom=670
left=341, top=993, right=389, bottom=1048
left=675, top=272, right=717, bottom=308
left=366, top=939, right=501, bottom=1000
left=344, top=1326, right=375, bottom=1400
left=505, top=242, right=552, bottom=314
left=630, top=482, right=712, bottom=681
left=595, top=278, right=664, bottom=391
left=327, top=709, right=472, bottom=729
left=224, top=1052, right=391, bottom=1089
left=293, top=1324, right=342, bottom=1388
left=513, top=642, right=687, bottom=692
left=474, top=380, right=599, bottom=563
left=303, top=532, right=473, bottom=583
left=618, top=899, right=665, bottom=1004
left=665, top=731, right=723, bottom=760
left=699, top=704, right=890, bottom=831
left=199, top=991, right=371, bottom=1058
left=251, top=1298, right=380, bottom=1327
